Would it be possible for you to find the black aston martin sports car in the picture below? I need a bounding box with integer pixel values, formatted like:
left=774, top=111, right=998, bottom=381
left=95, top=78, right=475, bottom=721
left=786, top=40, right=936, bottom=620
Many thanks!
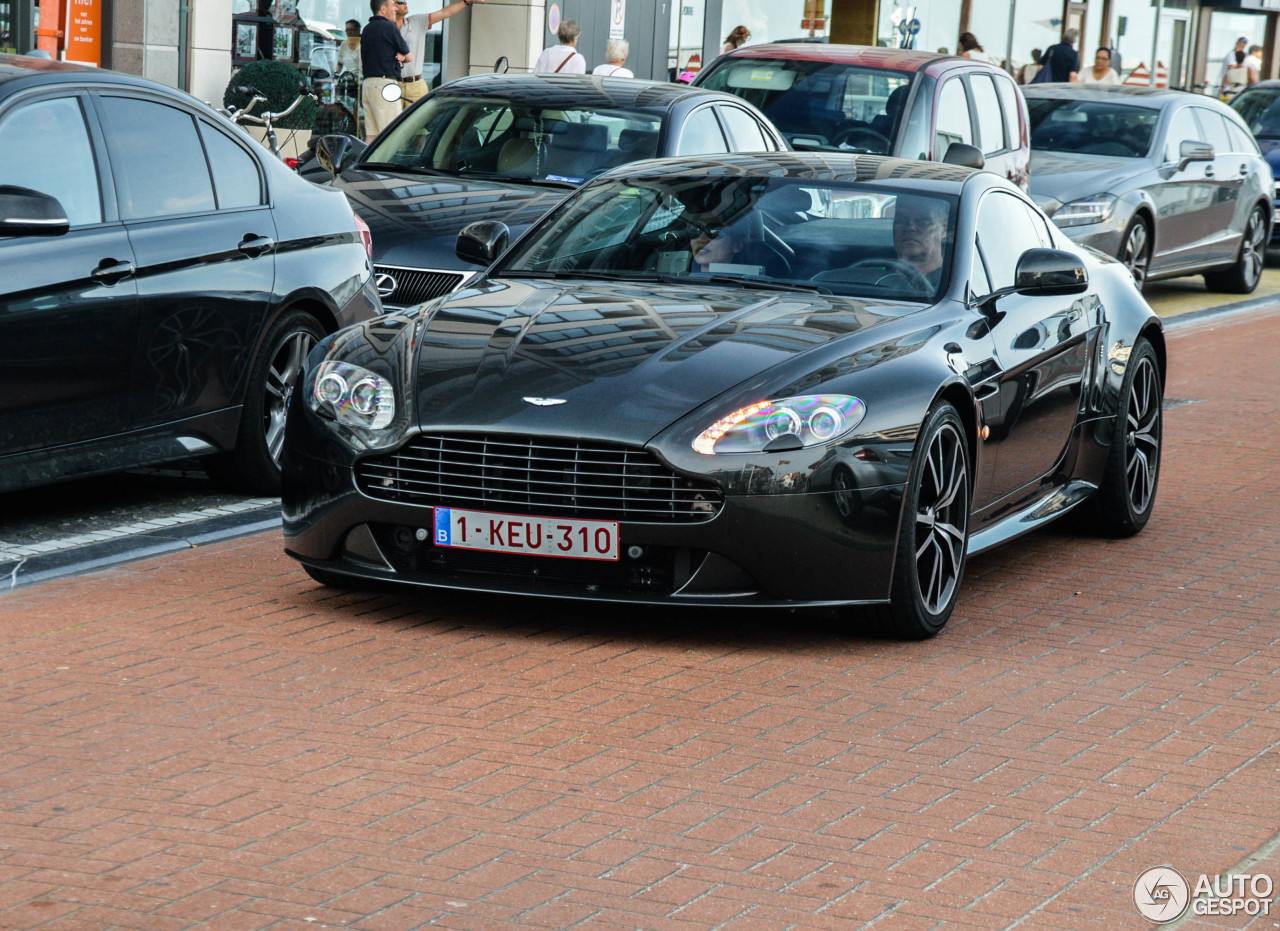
left=282, top=153, right=1165, bottom=638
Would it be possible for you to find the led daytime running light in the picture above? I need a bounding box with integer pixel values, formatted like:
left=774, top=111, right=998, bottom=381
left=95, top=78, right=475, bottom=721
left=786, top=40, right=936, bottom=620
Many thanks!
left=692, top=401, right=772, bottom=455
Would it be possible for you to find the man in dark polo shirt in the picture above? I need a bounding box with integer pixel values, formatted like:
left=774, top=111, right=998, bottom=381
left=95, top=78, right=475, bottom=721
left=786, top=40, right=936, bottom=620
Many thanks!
left=360, top=0, right=410, bottom=142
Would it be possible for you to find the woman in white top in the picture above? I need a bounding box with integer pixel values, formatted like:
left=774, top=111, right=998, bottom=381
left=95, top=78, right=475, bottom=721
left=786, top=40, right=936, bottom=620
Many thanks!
left=336, top=19, right=362, bottom=81
left=1074, top=47, right=1120, bottom=85
left=592, top=39, right=634, bottom=78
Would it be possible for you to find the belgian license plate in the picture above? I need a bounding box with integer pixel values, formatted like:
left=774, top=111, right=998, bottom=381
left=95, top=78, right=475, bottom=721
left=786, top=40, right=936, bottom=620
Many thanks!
left=432, top=507, right=619, bottom=561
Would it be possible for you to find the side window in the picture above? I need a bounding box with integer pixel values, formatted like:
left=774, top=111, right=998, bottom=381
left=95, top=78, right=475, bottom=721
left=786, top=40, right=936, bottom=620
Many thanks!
left=0, top=97, right=103, bottom=227
left=199, top=122, right=264, bottom=210
left=1192, top=108, right=1232, bottom=155
left=996, top=77, right=1022, bottom=149
left=898, top=74, right=935, bottom=160
left=970, top=243, right=993, bottom=298
left=677, top=107, right=730, bottom=156
left=936, top=78, right=974, bottom=160
left=970, top=74, right=1007, bottom=155
left=975, top=193, right=1049, bottom=291
left=719, top=106, right=770, bottom=151
left=98, top=95, right=216, bottom=220
left=1227, top=119, right=1260, bottom=155
left=1163, top=107, right=1203, bottom=163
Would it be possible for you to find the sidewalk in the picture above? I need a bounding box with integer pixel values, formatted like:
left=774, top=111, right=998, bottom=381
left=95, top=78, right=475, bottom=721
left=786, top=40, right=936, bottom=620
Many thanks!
left=0, top=307, right=1278, bottom=929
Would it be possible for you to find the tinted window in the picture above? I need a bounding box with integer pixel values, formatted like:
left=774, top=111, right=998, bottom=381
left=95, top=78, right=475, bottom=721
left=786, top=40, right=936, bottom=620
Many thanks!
left=0, top=97, right=102, bottom=226
left=1192, top=108, right=1232, bottom=155
left=1028, top=97, right=1159, bottom=158
left=936, top=79, right=973, bottom=159
left=970, top=74, right=1006, bottom=155
left=1232, top=88, right=1280, bottom=138
left=98, top=96, right=216, bottom=220
left=199, top=122, right=263, bottom=209
left=1163, top=107, right=1203, bottom=163
left=996, top=77, right=1022, bottom=148
left=976, top=192, right=1049, bottom=291
left=898, top=74, right=935, bottom=160
left=1226, top=119, right=1260, bottom=155
left=677, top=107, right=730, bottom=156
left=720, top=106, right=771, bottom=151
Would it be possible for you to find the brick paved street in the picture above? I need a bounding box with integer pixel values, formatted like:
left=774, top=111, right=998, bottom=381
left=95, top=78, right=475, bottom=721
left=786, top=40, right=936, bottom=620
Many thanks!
left=1, top=309, right=1278, bottom=930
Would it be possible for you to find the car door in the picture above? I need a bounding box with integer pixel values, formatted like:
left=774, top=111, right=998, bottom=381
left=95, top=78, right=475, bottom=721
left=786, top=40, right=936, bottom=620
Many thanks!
left=1192, top=107, right=1246, bottom=264
left=92, top=92, right=278, bottom=431
left=0, top=91, right=138, bottom=457
left=971, top=192, right=1093, bottom=505
left=1147, top=105, right=1218, bottom=272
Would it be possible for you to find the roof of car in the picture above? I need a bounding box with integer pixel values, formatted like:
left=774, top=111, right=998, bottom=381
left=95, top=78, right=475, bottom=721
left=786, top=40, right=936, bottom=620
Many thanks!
left=433, top=73, right=742, bottom=110
left=608, top=151, right=980, bottom=193
left=0, top=52, right=169, bottom=93
left=711, top=43, right=956, bottom=73
left=1021, top=84, right=1189, bottom=104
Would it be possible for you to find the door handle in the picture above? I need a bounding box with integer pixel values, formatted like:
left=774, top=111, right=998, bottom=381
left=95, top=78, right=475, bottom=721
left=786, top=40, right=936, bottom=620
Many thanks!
left=90, top=258, right=136, bottom=284
left=237, top=234, right=275, bottom=257
left=1203, top=165, right=1215, bottom=178
left=1240, top=162, right=1250, bottom=175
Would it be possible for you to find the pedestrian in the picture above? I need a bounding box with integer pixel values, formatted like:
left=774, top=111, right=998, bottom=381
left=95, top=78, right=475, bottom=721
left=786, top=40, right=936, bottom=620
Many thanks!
left=360, top=0, right=410, bottom=143
left=1222, top=50, right=1257, bottom=98
left=1074, top=47, right=1120, bottom=85
left=1039, top=27, right=1079, bottom=83
left=1247, top=44, right=1264, bottom=78
left=535, top=19, right=586, bottom=74
left=1017, top=48, right=1042, bottom=84
left=958, top=32, right=994, bottom=64
left=723, top=25, right=750, bottom=54
left=337, top=19, right=362, bottom=82
left=392, top=0, right=482, bottom=110
left=592, top=39, right=634, bottom=78
left=1220, top=37, right=1249, bottom=89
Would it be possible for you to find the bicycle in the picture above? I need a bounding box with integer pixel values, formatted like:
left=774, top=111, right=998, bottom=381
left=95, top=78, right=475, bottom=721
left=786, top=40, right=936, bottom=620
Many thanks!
left=217, top=82, right=318, bottom=162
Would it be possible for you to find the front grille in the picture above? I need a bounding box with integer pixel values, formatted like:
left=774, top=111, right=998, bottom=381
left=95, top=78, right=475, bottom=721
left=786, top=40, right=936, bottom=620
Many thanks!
left=356, top=433, right=723, bottom=523
left=373, top=265, right=467, bottom=306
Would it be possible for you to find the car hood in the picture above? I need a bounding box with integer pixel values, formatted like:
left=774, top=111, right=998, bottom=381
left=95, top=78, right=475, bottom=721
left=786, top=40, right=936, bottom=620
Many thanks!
left=412, top=278, right=917, bottom=443
left=333, top=169, right=571, bottom=270
left=1028, top=151, right=1151, bottom=214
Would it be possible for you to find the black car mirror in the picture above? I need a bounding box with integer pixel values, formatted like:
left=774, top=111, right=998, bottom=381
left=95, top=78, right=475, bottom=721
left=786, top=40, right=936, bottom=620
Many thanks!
left=1014, top=248, right=1089, bottom=296
left=942, top=143, right=984, bottom=170
left=0, top=185, right=70, bottom=237
left=316, top=134, right=365, bottom=175
left=457, top=220, right=510, bottom=267
left=494, top=56, right=509, bottom=73
left=1178, top=139, right=1214, bottom=167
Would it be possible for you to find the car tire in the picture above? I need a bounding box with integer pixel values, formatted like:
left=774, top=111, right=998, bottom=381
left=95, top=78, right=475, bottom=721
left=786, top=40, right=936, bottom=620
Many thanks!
left=1083, top=338, right=1162, bottom=538
left=1204, top=204, right=1267, bottom=294
left=1119, top=215, right=1151, bottom=291
left=206, top=310, right=325, bottom=495
left=872, top=402, right=970, bottom=639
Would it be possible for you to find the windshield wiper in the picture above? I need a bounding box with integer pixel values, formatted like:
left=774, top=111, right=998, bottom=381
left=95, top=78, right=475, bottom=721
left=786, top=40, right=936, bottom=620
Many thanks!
left=660, top=274, right=831, bottom=295
left=508, top=269, right=643, bottom=281
left=358, top=162, right=453, bottom=177
left=455, top=169, right=577, bottom=188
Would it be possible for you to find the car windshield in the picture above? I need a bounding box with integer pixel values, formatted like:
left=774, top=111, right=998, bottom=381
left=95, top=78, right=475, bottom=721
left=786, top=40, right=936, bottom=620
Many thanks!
left=497, top=176, right=957, bottom=303
left=698, top=59, right=913, bottom=155
left=362, top=96, right=664, bottom=185
left=1232, top=88, right=1280, bottom=137
left=1027, top=98, right=1159, bottom=158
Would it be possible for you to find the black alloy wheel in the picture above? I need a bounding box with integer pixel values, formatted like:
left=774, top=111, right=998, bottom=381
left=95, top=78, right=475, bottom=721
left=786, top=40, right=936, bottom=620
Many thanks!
left=205, top=310, right=325, bottom=494
left=1205, top=204, right=1267, bottom=294
left=1086, top=338, right=1162, bottom=537
left=874, top=403, right=970, bottom=639
left=1120, top=216, right=1151, bottom=291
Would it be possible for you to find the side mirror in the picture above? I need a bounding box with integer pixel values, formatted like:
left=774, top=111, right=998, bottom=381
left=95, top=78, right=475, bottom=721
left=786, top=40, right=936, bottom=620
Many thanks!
left=0, top=185, right=70, bottom=237
left=456, top=220, right=510, bottom=267
left=942, top=143, right=984, bottom=170
left=316, top=134, right=364, bottom=175
left=789, top=135, right=827, bottom=150
left=494, top=56, right=509, bottom=74
left=1178, top=139, right=1214, bottom=167
left=1014, top=248, right=1089, bottom=296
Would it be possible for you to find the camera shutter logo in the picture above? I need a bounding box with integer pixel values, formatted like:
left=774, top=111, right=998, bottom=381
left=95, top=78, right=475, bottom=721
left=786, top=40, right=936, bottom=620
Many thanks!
left=1134, top=867, right=1190, bottom=923
left=374, top=273, right=398, bottom=299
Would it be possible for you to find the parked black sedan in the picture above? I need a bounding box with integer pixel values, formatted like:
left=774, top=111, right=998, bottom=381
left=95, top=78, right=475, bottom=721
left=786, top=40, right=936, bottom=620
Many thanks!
left=311, top=73, right=786, bottom=309
left=0, top=55, right=381, bottom=494
left=282, top=153, right=1165, bottom=638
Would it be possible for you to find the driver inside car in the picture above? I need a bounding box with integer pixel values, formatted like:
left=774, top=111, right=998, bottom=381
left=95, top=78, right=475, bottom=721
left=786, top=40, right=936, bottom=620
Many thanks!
left=891, top=194, right=948, bottom=288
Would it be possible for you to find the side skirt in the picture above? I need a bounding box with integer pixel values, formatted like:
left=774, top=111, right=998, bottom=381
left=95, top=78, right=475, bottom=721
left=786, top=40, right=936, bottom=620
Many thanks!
left=966, top=479, right=1097, bottom=557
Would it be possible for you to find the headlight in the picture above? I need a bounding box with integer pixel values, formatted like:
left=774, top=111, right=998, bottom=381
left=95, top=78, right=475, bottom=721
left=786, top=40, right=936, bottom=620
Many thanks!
left=307, top=361, right=395, bottom=429
left=1052, top=193, right=1117, bottom=227
left=693, top=395, right=866, bottom=454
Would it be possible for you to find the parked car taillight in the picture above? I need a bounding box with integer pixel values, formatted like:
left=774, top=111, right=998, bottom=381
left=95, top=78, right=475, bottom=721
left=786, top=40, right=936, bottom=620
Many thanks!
left=353, top=213, right=373, bottom=259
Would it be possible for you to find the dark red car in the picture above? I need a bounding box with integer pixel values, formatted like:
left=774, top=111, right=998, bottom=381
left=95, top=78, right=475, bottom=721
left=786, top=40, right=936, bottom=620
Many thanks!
left=694, top=44, right=1030, bottom=192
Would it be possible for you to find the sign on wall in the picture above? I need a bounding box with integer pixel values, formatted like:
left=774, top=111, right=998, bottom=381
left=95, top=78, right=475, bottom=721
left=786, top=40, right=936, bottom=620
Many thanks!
left=609, top=0, right=626, bottom=40
left=62, top=0, right=101, bottom=66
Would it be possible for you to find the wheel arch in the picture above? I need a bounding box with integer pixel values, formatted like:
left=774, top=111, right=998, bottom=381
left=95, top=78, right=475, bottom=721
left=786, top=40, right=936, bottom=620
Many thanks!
left=934, top=378, right=980, bottom=482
